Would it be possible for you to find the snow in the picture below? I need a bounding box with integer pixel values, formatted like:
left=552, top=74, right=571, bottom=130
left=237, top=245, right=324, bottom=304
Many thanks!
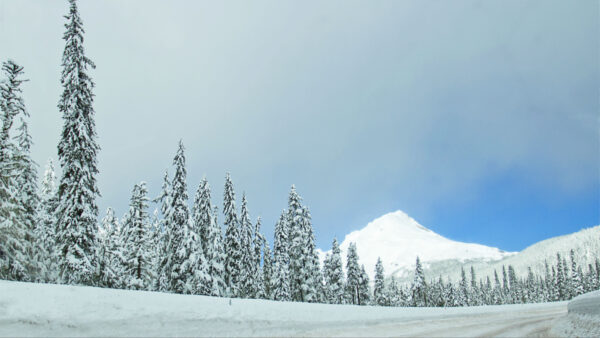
left=550, top=291, right=600, bottom=337
left=0, top=280, right=578, bottom=337
left=318, top=210, right=515, bottom=280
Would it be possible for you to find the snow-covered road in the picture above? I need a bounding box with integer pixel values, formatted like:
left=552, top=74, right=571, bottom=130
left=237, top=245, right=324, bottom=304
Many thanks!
left=0, top=280, right=578, bottom=337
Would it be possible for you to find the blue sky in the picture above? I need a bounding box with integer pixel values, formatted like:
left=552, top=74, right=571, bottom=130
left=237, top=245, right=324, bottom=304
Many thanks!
left=1, top=0, right=598, bottom=252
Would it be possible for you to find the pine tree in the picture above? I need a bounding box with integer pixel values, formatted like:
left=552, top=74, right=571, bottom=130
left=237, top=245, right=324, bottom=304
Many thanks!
left=165, top=141, right=191, bottom=293
left=345, top=242, right=361, bottom=305
left=373, top=257, right=386, bottom=306
left=121, top=182, right=153, bottom=290
left=411, top=257, right=427, bottom=306
left=0, top=60, right=29, bottom=281
left=223, top=173, right=242, bottom=297
left=271, top=210, right=291, bottom=301
left=55, top=0, right=101, bottom=285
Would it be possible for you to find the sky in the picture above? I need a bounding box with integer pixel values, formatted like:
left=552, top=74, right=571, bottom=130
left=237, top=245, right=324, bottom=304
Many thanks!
left=1, top=0, right=598, bottom=252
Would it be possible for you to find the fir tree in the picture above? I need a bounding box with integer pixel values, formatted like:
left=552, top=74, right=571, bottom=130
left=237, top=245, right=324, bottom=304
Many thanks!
left=165, top=141, right=191, bottom=293
left=373, top=257, right=386, bottom=306
left=411, top=257, right=427, bottom=306
left=223, top=173, right=242, bottom=297
left=0, top=60, right=29, bottom=281
left=262, top=240, right=273, bottom=299
left=569, top=249, right=584, bottom=297
left=153, top=170, right=171, bottom=292
left=271, top=210, right=291, bottom=301
left=96, top=208, right=122, bottom=288
left=252, top=217, right=265, bottom=298
left=239, top=193, right=255, bottom=298
left=121, top=182, right=153, bottom=290
left=358, top=264, right=370, bottom=306
left=324, top=238, right=345, bottom=304
left=36, top=159, right=59, bottom=282
left=345, top=242, right=361, bottom=305
left=55, top=0, right=101, bottom=285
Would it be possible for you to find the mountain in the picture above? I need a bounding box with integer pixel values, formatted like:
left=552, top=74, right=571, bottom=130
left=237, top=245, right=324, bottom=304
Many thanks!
left=318, top=210, right=600, bottom=284
left=318, top=210, right=516, bottom=281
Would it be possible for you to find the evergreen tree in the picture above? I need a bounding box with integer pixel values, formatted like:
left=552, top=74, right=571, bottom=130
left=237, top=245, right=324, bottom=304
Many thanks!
left=345, top=242, right=361, bottom=305
left=569, top=249, right=584, bottom=297
left=470, top=266, right=480, bottom=306
left=324, top=238, right=345, bottom=304
left=239, top=193, right=255, bottom=298
left=492, top=270, right=503, bottom=305
left=153, top=170, right=171, bottom=292
left=0, top=60, right=30, bottom=281
left=193, top=179, right=225, bottom=296
left=36, top=159, right=59, bottom=282
left=96, top=208, right=123, bottom=288
left=556, top=253, right=567, bottom=300
left=262, top=240, right=273, bottom=299
left=165, top=141, right=191, bottom=293
left=411, top=256, right=427, bottom=306
left=121, top=182, right=153, bottom=290
left=55, top=0, right=101, bottom=285
left=358, top=264, right=370, bottom=306
left=457, top=267, right=469, bottom=306
left=271, top=210, right=290, bottom=301
left=373, top=257, right=386, bottom=306
left=223, top=173, right=242, bottom=297
left=252, top=217, right=265, bottom=298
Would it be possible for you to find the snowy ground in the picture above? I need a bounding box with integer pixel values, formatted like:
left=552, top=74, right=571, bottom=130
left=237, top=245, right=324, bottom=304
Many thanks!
left=0, top=280, right=593, bottom=337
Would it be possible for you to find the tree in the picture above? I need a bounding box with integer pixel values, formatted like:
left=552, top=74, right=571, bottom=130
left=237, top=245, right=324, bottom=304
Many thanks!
left=324, top=238, right=345, bottom=304
left=239, top=193, right=255, bottom=298
left=373, top=257, right=386, bottom=306
left=345, top=242, right=361, bottom=305
left=271, top=210, right=290, bottom=301
left=121, top=182, right=153, bottom=290
left=55, top=0, right=101, bottom=285
left=358, top=265, right=370, bottom=305
left=193, top=178, right=225, bottom=296
left=411, top=257, right=427, bottom=306
left=262, top=240, right=273, bottom=299
left=153, top=170, right=171, bottom=292
left=252, top=217, right=265, bottom=298
left=96, top=208, right=123, bottom=288
left=223, top=173, right=242, bottom=297
left=165, top=141, right=191, bottom=293
left=36, top=159, right=59, bottom=282
left=0, top=60, right=29, bottom=281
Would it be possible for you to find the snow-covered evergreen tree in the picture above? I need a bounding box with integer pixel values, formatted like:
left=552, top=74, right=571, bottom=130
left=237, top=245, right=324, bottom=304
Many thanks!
left=193, top=178, right=225, bottom=296
left=345, top=242, right=361, bottom=305
left=252, top=217, right=265, bottom=298
left=0, top=60, right=29, bottom=281
left=358, top=264, right=370, bottom=306
left=373, top=257, right=386, bottom=306
left=55, top=0, right=101, bottom=285
left=271, top=210, right=291, bottom=301
left=411, top=256, right=427, bottom=306
left=96, top=208, right=123, bottom=288
left=261, top=239, right=273, bottom=299
left=121, top=182, right=153, bottom=290
left=36, top=159, right=59, bottom=282
left=324, top=238, right=345, bottom=304
left=569, top=249, right=584, bottom=297
left=239, top=193, right=255, bottom=298
left=223, top=173, right=242, bottom=297
left=153, top=170, right=171, bottom=292
left=457, top=267, right=469, bottom=306
left=165, top=141, right=192, bottom=293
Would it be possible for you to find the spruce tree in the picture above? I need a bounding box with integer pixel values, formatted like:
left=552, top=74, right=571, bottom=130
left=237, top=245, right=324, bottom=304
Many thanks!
left=96, top=208, right=122, bottom=288
left=223, top=173, right=242, bottom=297
left=153, top=170, right=171, bottom=292
left=358, top=264, right=370, bottom=305
left=262, top=239, right=273, bottom=299
left=569, top=249, right=584, bottom=297
left=374, top=257, right=386, bottom=306
left=252, top=217, right=265, bottom=298
left=325, top=238, right=345, bottom=304
left=55, top=0, right=101, bottom=285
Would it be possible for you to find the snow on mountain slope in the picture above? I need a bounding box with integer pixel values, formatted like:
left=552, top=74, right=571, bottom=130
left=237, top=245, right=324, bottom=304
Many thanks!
left=436, top=224, right=600, bottom=283
left=318, top=210, right=515, bottom=280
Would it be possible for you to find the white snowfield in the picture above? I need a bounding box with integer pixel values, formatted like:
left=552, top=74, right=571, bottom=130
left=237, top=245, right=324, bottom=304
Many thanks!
left=550, top=291, right=600, bottom=337
left=2, top=280, right=594, bottom=337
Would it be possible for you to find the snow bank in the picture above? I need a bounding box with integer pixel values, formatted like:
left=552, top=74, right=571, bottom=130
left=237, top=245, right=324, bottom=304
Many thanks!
left=0, top=280, right=567, bottom=337
left=550, top=291, right=600, bottom=337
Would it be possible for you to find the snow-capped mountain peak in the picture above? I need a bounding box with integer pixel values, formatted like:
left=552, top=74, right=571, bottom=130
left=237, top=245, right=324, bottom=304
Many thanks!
left=319, top=210, right=515, bottom=280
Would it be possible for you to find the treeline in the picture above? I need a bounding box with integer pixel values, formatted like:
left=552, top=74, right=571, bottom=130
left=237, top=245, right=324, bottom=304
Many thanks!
left=1, top=0, right=598, bottom=309
left=371, top=252, right=600, bottom=307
